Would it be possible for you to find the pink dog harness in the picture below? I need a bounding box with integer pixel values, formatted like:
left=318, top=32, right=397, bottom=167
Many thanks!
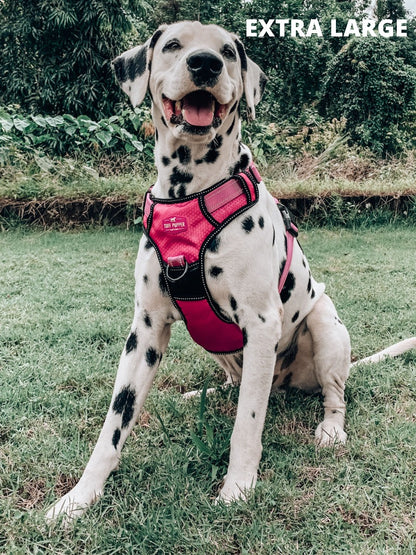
left=143, top=164, right=298, bottom=354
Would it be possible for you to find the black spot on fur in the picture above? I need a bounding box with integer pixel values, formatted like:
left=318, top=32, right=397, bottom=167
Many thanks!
left=258, top=216, right=264, bottom=229
left=239, top=153, right=249, bottom=170
left=159, top=272, right=168, bottom=296
left=113, top=386, right=136, bottom=429
left=207, top=235, right=221, bottom=253
left=230, top=101, right=238, bottom=113
left=149, top=28, right=164, bottom=50
left=302, top=258, right=306, bottom=268
left=161, top=116, right=168, bottom=128
left=281, top=372, right=293, bottom=389
left=146, top=347, right=159, bottom=367
left=274, top=342, right=279, bottom=353
left=291, top=311, right=299, bottom=323
left=143, top=274, right=149, bottom=284
left=279, top=334, right=299, bottom=371
left=272, top=226, right=276, bottom=246
left=112, top=428, right=121, bottom=449
left=204, top=135, right=223, bottom=164
left=307, top=274, right=312, bottom=293
left=126, top=331, right=138, bottom=354
left=234, top=353, right=243, bottom=368
left=311, top=289, right=315, bottom=299
left=229, top=296, right=238, bottom=311
left=131, top=47, right=147, bottom=79
left=145, top=239, right=152, bottom=250
left=114, top=46, right=147, bottom=83
left=155, top=129, right=159, bottom=141
left=251, top=411, right=256, bottom=419
left=143, top=311, right=152, bottom=328
left=209, top=266, right=223, bottom=278
left=258, top=314, right=266, bottom=323
left=242, top=328, right=248, bottom=347
left=280, top=272, right=295, bottom=304
left=176, top=145, right=191, bottom=165
left=226, top=118, right=235, bottom=136
left=234, top=39, right=248, bottom=72
left=162, top=156, right=170, bottom=166
left=176, top=184, right=187, bottom=198
left=169, top=166, right=193, bottom=187
left=234, top=313, right=239, bottom=324
left=242, top=215, right=255, bottom=233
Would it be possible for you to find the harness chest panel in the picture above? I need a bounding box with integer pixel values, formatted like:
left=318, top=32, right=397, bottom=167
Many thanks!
left=142, top=164, right=297, bottom=354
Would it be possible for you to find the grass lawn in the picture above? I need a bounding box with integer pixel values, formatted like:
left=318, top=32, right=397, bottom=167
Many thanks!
left=1, top=225, right=415, bottom=554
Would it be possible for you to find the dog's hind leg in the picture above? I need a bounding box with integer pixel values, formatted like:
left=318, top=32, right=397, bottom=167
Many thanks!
left=306, top=294, right=351, bottom=447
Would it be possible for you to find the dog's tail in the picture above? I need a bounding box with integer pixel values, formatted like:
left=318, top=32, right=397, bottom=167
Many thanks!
left=350, top=337, right=416, bottom=368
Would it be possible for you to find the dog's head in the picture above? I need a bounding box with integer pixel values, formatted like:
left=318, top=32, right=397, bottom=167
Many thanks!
left=113, top=21, right=267, bottom=141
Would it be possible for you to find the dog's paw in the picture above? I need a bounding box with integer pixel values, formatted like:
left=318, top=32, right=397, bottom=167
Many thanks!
left=315, top=421, right=347, bottom=447
left=45, top=485, right=101, bottom=526
left=216, top=473, right=256, bottom=504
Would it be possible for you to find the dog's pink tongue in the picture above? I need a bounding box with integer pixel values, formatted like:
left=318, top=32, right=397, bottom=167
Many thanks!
left=182, top=92, right=214, bottom=126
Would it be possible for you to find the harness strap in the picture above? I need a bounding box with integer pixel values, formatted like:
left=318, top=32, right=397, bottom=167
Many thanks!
left=142, top=164, right=299, bottom=354
left=277, top=203, right=298, bottom=294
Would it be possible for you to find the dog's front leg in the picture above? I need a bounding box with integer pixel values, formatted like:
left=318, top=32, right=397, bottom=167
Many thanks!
left=218, top=309, right=281, bottom=503
left=46, top=309, right=171, bottom=524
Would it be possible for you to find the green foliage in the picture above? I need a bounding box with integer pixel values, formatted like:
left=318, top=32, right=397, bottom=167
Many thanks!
left=0, top=105, right=154, bottom=161
left=321, top=36, right=416, bottom=155
left=0, top=0, right=148, bottom=119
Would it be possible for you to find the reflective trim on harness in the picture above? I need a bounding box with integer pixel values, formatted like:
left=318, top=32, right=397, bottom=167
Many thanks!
left=142, top=163, right=298, bottom=354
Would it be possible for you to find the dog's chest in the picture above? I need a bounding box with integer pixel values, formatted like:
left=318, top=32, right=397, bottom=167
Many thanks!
left=204, top=196, right=325, bottom=350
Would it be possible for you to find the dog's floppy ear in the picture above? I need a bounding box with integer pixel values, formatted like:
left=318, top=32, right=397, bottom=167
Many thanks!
left=234, top=38, right=267, bottom=120
left=112, top=26, right=166, bottom=107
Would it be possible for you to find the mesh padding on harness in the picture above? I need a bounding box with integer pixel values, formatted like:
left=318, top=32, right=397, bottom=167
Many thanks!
left=143, top=166, right=259, bottom=354
left=142, top=164, right=297, bottom=354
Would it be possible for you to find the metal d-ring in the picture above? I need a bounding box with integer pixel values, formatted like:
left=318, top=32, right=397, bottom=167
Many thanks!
left=166, top=259, right=189, bottom=282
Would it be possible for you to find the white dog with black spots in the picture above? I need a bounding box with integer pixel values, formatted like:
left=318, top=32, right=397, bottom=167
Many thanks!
left=46, top=21, right=416, bottom=524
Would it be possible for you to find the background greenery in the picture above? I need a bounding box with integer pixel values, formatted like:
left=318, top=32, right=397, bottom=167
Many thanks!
left=0, top=0, right=416, bottom=179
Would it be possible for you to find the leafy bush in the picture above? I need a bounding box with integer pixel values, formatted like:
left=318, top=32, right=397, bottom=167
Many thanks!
left=0, top=0, right=149, bottom=119
left=0, top=105, right=154, bottom=162
left=321, top=36, right=416, bottom=156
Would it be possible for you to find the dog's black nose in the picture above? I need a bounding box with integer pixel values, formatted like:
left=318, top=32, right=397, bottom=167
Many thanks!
left=186, top=50, right=223, bottom=86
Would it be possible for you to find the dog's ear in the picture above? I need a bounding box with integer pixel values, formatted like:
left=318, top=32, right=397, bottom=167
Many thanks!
left=112, top=26, right=166, bottom=107
left=234, top=38, right=267, bottom=120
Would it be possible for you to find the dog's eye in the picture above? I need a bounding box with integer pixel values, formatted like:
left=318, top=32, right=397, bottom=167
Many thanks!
left=221, top=44, right=237, bottom=61
left=162, top=39, right=182, bottom=53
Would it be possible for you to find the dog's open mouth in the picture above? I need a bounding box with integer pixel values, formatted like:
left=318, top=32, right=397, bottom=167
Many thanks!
left=162, top=91, right=228, bottom=128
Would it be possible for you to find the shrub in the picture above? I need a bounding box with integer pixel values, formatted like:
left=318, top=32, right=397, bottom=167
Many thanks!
left=0, top=0, right=148, bottom=119
left=321, top=36, right=416, bottom=155
left=0, top=105, right=154, bottom=162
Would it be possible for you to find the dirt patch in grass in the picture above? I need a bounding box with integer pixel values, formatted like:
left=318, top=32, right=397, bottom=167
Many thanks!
left=1, top=192, right=415, bottom=229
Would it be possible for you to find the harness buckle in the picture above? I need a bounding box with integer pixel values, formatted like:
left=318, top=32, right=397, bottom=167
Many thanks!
left=166, top=256, right=188, bottom=282
left=278, top=204, right=298, bottom=237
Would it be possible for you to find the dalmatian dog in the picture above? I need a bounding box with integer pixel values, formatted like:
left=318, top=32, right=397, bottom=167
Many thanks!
left=46, top=21, right=416, bottom=523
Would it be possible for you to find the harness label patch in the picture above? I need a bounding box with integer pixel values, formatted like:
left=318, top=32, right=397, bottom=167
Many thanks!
left=163, top=216, right=188, bottom=233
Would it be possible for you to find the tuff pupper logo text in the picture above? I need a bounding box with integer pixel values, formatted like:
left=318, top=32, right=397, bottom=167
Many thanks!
left=246, top=18, right=408, bottom=38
